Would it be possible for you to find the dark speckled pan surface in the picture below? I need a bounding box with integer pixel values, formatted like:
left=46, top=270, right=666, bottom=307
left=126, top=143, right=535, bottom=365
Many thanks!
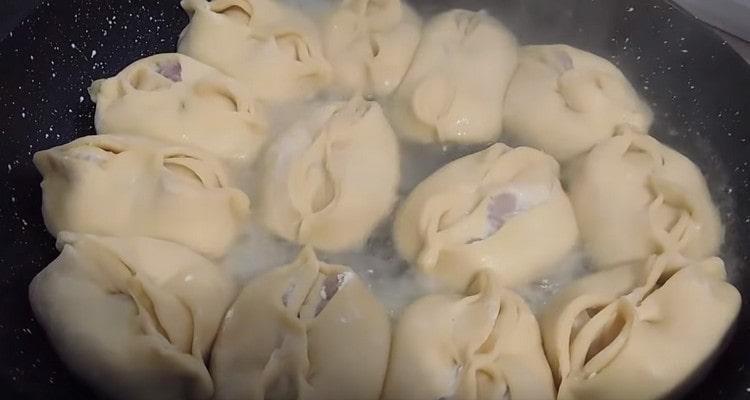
left=0, top=0, right=748, bottom=399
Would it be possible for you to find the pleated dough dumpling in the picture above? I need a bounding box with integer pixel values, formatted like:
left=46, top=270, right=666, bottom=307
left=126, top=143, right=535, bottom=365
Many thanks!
left=383, top=270, right=555, bottom=400
left=211, top=247, right=391, bottom=400
left=540, top=254, right=740, bottom=400
left=504, top=44, right=654, bottom=162
left=393, top=143, right=578, bottom=289
left=568, top=127, right=722, bottom=270
left=323, top=0, right=421, bottom=97
left=178, top=0, right=331, bottom=102
left=257, top=97, right=400, bottom=252
left=33, top=135, right=250, bottom=258
left=90, top=53, right=267, bottom=163
left=29, top=233, right=237, bottom=400
left=386, top=9, right=517, bottom=144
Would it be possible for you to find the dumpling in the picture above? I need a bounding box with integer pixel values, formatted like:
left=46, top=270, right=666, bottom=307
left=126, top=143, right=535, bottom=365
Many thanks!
left=383, top=270, right=556, bottom=400
left=323, top=0, right=421, bottom=98
left=386, top=9, right=517, bottom=144
left=29, top=233, right=237, bottom=400
left=257, top=97, right=400, bottom=252
left=567, top=127, right=722, bottom=270
left=540, top=254, right=741, bottom=400
left=393, top=143, right=578, bottom=289
left=210, top=247, right=391, bottom=400
left=178, top=0, right=331, bottom=102
left=503, top=44, right=654, bottom=162
left=90, top=53, right=267, bottom=163
left=33, top=135, right=250, bottom=258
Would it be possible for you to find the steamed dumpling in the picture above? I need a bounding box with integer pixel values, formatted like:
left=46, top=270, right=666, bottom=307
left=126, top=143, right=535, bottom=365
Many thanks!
left=567, top=127, right=722, bottom=270
left=393, top=143, right=578, bottom=289
left=90, top=53, right=267, bottom=163
left=386, top=9, right=517, bottom=144
left=33, top=135, right=250, bottom=258
left=540, top=254, right=740, bottom=400
left=211, top=247, right=391, bottom=400
left=323, top=0, right=421, bottom=97
left=257, top=97, right=400, bottom=252
left=383, top=270, right=556, bottom=400
left=178, top=0, right=331, bottom=102
left=29, top=233, right=237, bottom=400
left=503, top=44, right=654, bottom=161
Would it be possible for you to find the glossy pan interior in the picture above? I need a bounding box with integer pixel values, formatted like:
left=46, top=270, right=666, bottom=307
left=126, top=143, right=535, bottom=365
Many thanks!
left=0, top=0, right=748, bottom=398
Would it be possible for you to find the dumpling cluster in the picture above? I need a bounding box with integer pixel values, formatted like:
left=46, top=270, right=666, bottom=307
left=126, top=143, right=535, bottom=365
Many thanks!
left=504, top=44, right=654, bottom=161
left=28, top=0, right=741, bottom=399
left=394, top=143, right=579, bottom=289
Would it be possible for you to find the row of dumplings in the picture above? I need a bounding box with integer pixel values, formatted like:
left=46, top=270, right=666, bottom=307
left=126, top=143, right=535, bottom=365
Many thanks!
left=29, top=234, right=740, bottom=400
left=90, top=0, right=655, bottom=165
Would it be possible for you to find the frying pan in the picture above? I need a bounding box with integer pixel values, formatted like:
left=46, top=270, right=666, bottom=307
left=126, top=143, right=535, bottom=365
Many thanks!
left=0, top=0, right=748, bottom=399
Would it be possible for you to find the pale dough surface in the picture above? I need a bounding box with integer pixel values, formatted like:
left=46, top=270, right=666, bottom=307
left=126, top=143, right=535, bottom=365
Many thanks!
left=29, top=233, right=236, bottom=400
left=386, top=9, right=518, bottom=144
left=91, top=53, right=267, bottom=163
left=383, top=270, right=556, bottom=400
left=211, top=247, right=391, bottom=400
left=33, top=134, right=250, bottom=258
left=394, top=143, right=579, bottom=289
left=540, top=255, right=740, bottom=400
left=323, top=0, right=421, bottom=98
left=568, top=127, right=722, bottom=270
left=257, top=97, right=400, bottom=252
left=504, top=44, right=654, bottom=162
left=178, top=0, right=331, bottom=102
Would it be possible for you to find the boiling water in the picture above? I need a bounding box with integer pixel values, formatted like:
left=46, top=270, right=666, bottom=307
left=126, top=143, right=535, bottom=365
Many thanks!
left=224, top=93, right=593, bottom=318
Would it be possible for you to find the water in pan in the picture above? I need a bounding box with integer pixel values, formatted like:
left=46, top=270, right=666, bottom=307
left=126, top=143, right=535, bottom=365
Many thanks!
left=222, top=0, right=739, bottom=318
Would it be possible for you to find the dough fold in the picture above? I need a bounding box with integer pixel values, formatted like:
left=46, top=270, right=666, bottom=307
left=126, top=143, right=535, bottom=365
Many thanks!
left=504, top=44, right=653, bottom=161
left=540, top=254, right=740, bottom=400
left=394, top=143, right=578, bottom=289
left=386, top=9, right=517, bottom=144
left=29, top=233, right=237, bottom=400
left=211, top=247, right=391, bottom=400
left=33, top=135, right=250, bottom=258
left=383, top=270, right=556, bottom=400
left=90, top=53, right=267, bottom=163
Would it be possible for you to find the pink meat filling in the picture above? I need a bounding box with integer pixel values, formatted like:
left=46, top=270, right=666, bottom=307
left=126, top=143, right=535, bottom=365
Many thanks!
left=157, top=61, right=182, bottom=82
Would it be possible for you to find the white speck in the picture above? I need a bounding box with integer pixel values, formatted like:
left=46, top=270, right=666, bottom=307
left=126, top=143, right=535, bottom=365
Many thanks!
left=627, top=6, right=634, bottom=12
left=184, top=275, right=194, bottom=282
left=51, top=72, right=56, bottom=78
left=681, top=49, right=688, bottom=53
left=79, top=96, right=84, bottom=103
left=29, top=55, right=34, bottom=60
left=21, top=112, right=25, bottom=118
left=70, top=43, right=76, bottom=49
left=91, top=50, right=97, bottom=58
left=10, top=197, right=15, bottom=203
left=7, top=164, right=11, bottom=172
left=643, top=85, right=649, bottom=91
